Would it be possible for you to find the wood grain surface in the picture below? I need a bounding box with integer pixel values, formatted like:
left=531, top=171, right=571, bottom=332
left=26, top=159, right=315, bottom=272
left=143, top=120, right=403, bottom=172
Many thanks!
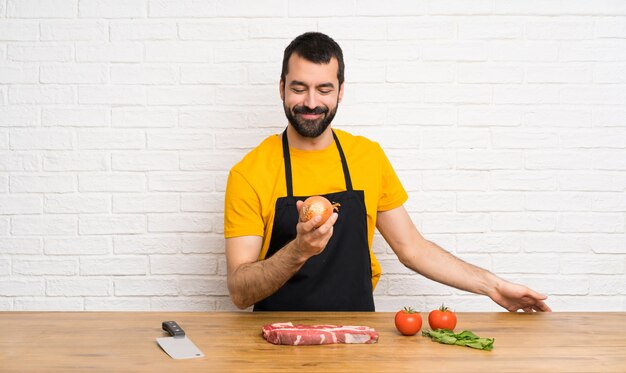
left=0, top=312, right=624, bottom=372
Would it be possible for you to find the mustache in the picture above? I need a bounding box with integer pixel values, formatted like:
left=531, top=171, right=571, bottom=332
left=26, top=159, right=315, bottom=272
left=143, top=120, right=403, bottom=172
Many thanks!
left=292, top=105, right=328, bottom=115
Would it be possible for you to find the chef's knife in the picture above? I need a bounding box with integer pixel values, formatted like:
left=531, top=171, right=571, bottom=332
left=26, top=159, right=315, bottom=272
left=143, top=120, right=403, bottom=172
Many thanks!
left=156, top=321, right=204, bottom=360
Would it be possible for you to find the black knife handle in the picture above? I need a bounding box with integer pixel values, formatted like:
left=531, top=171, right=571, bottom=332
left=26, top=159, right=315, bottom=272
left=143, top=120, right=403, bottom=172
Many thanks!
left=162, top=321, right=185, bottom=337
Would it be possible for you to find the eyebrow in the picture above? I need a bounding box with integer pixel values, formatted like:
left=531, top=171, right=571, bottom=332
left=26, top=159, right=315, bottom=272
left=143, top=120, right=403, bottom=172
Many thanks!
left=289, top=80, right=335, bottom=89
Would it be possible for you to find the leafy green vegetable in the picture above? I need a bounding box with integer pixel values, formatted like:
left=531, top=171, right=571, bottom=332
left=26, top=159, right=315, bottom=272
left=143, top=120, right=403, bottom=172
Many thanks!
left=422, top=329, right=494, bottom=351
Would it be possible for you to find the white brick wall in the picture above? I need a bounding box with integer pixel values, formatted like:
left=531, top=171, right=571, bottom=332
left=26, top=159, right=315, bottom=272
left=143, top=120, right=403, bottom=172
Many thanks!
left=1, top=1, right=625, bottom=313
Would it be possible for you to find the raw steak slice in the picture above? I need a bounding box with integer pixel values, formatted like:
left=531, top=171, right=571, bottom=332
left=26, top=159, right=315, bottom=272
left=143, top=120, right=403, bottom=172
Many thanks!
left=262, top=322, right=379, bottom=345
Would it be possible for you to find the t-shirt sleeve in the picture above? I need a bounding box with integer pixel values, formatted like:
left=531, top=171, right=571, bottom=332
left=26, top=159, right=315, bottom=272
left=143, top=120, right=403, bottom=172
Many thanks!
left=376, top=144, right=408, bottom=211
left=224, top=169, right=264, bottom=238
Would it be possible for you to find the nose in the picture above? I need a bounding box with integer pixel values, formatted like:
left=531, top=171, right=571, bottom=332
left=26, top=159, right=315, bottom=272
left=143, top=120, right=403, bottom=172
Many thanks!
left=303, top=90, right=318, bottom=109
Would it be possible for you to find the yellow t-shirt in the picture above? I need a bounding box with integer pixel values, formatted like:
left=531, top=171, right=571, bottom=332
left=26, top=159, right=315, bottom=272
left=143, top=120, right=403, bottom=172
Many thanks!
left=224, top=129, right=408, bottom=289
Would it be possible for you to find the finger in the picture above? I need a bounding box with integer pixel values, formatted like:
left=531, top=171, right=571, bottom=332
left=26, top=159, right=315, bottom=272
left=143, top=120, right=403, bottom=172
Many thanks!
left=296, top=200, right=304, bottom=212
left=534, top=301, right=552, bottom=312
left=314, top=213, right=338, bottom=236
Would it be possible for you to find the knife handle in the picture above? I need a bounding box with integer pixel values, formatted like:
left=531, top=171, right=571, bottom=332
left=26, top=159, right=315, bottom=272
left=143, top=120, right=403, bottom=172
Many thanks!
left=162, top=321, right=185, bottom=338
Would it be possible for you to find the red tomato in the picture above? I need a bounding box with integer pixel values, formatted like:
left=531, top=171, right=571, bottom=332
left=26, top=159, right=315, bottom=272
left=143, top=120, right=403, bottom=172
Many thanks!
left=394, top=307, right=422, bottom=336
left=299, top=196, right=340, bottom=228
left=428, top=304, right=457, bottom=331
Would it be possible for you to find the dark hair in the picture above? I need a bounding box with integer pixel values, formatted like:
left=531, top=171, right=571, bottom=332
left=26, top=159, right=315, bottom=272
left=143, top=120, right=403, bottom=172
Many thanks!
left=281, top=32, right=345, bottom=86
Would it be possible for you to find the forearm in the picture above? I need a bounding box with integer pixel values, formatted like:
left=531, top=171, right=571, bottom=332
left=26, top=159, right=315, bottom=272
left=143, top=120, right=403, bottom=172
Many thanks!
left=403, top=240, right=502, bottom=296
left=228, top=240, right=306, bottom=309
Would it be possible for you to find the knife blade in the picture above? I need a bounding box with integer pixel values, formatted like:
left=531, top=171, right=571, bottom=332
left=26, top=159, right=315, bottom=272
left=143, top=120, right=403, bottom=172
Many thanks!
left=156, top=321, right=204, bottom=360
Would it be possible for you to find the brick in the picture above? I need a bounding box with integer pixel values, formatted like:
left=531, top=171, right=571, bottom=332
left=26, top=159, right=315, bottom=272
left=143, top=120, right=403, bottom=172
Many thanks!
left=457, top=150, right=522, bottom=170
left=561, top=255, right=623, bottom=274
left=523, top=109, right=591, bottom=127
left=148, top=214, right=211, bottom=233
left=526, top=21, right=593, bottom=40
left=10, top=175, right=75, bottom=193
left=0, top=195, right=42, bottom=214
left=179, top=21, right=247, bottom=40
left=79, top=215, right=146, bottom=235
left=562, top=40, right=626, bottom=61
left=319, top=19, right=387, bottom=41
left=77, top=129, right=145, bottom=150
left=180, top=65, right=246, bottom=84
left=180, top=152, right=244, bottom=171
left=7, top=0, right=77, bottom=18
left=424, top=85, right=491, bottom=104
left=112, top=108, right=177, bottom=128
left=525, top=192, right=592, bottom=212
left=491, top=212, right=557, bottom=232
left=76, top=42, right=142, bottom=62
left=352, top=43, right=421, bottom=62
left=492, top=129, right=559, bottom=149
left=525, top=151, right=592, bottom=170
left=148, top=0, right=216, bottom=17
left=43, top=152, right=108, bottom=171
left=0, top=107, right=39, bottom=126
left=149, top=173, right=214, bottom=193
left=427, top=0, right=493, bottom=15
left=85, top=297, right=150, bottom=311
left=493, top=254, right=559, bottom=274
left=114, top=235, right=216, bottom=254
left=8, top=44, right=73, bottom=62
left=559, top=213, right=624, bottom=233
left=9, top=85, right=74, bottom=104
left=594, top=63, right=626, bottom=83
left=218, top=0, right=285, bottom=17
left=145, top=42, right=212, bottom=62
left=0, top=280, right=44, bottom=296
left=79, top=85, right=146, bottom=105
left=40, top=64, right=107, bottom=84
left=110, top=21, right=176, bottom=41
left=179, top=109, right=247, bottom=128
left=81, top=257, right=147, bottom=275
left=151, top=255, right=218, bottom=275
left=387, top=106, right=456, bottom=126
left=458, top=106, right=521, bottom=127
left=403, top=192, right=454, bottom=212
left=593, top=109, right=626, bottom=127
left=591, top=234, right=626, bottom=254
left=215, top=86, right=275, bottom=106
left=559, top=172, right=623, bottom=192
left=0, top=64, right=38, bottom=83
left=387, top=63, right=454, bottom=83
left=114, top=278, right=178, bottom=296
left=44, top=194, right=109, bottom=214
left=560, top=129, right=626, bottom=148
left=154, top=297, right=218, bottom=311
left=40, top=21, right=108, bottom=41
left=11, top=129, right=73, bottom=150
left=14, top=298, right=84, bottom=311
left=0, top=258, right=9, bottom=276
left=42, top=108, right=110, bottom=127
left=421, top=213, right=489, bottom=234
left=47, top=278, right=110, bottom=296
left=456, top=234, right=522, bottom=253
left=110, top=64, right=177, bottom=85
left=421, top=42, right=488, bottom=61
left=523, top=234, right=590, bottom=253
left=421, top=171, right=488, bottom=191
left=179, top=277, right=228, bottom=296
left=112, top=151, right=178, bottom=171
left=492, top=171, right=557, bottom=191
left=561, top=85, right=626, bottom=105
left=147, top=86, right=214, bottom=105
left=492, top=41, right=559, bottom=61
left=458, top=64, right=523, bottom=83
left=494, top=1, right=562, bottom=15
left=13, top=258, right=77, bottom=275
left=388, top=275, right=453, bottom=296
left=0, top=21, right=39, bottom=40
left=0, top=238, right=42, bottom=254
left=45, top=236, right=111, bottom=255
left=595, top=17, right=626, bottom=38
left=593, top=192, right=626, bottom=212
left=79, top=173, right=146, bottom=192
left=457, top=192, right=523, bottom=212
left=11, top=215, right=77, bottom=236
left=388, top=20, right=455, bottom=40
left=215, top=129, right=279, bottom=150
left=0, top=152, right=38, bottom=171
left=248, top=19, right=317, bottom=39
left=113, top=193, right=179, bottom=213
left=459, top=20, right=523, bottom=39
left=494, top=85, right=560, bottom=104
left=589, top=276, right=626, bottom=295
left=148, top=130, right=214, bottom=150
left=422, top=128, right=490, bottom=149
left=356, top=0, right=423, bottom=16
left=181, top=193, right=224, bottom=212
left=526, top=64, right=592, bottom=83
left=349, top=84, right=424, bottom=104
left=79, top=0, right=146, bottom=18
left=548, top=296, right=622, bottom=311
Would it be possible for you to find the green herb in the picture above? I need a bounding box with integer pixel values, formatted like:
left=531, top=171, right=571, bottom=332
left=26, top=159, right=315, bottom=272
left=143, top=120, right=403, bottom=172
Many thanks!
left=422, top=329, right=495, bottom=351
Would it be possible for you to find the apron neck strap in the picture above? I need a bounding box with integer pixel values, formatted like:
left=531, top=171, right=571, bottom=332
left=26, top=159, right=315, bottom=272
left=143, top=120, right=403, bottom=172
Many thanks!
left=281, top=129, right=353, bottom=197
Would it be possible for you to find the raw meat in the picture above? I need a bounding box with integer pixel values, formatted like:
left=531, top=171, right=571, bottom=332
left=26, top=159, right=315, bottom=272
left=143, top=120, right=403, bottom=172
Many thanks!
left=262, top=322, right=379, bottom=345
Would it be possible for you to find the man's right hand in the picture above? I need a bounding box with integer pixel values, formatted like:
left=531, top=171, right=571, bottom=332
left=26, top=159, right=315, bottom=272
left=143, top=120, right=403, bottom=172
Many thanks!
left=292, top=200, right=338, bottom=260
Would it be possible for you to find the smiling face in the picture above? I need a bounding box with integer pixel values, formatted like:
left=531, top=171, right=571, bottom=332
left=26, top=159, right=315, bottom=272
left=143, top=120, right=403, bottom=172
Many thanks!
left=280, top=53, right=344, bottom=138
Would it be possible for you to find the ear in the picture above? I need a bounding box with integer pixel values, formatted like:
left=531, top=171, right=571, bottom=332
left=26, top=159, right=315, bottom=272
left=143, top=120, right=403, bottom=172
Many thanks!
left=338, top=82, right=344, bottom=103
left=279, top=80, right=285, bottom=101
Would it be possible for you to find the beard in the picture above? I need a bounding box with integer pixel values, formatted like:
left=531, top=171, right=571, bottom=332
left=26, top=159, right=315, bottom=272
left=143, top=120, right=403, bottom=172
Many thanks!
left=283, top=100, right=338, bottom=138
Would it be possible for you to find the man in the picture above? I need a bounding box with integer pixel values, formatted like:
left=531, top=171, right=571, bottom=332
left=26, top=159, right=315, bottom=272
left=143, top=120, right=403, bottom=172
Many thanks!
left=224, top=32, right=551, bottom=312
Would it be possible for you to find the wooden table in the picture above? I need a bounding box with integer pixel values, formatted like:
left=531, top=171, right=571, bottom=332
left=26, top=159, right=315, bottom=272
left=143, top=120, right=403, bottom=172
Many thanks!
left=0, top=312, right=624, bottom=372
